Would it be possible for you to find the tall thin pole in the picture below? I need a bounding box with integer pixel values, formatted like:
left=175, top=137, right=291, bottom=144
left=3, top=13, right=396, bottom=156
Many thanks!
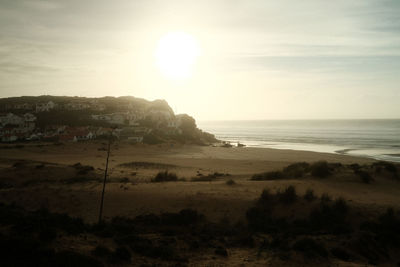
left=98, top=131, right=112, bottom=224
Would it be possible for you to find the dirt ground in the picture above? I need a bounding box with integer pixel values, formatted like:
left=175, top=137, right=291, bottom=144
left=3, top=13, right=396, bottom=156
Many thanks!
left=1, top=141, right=397, bottom=223
left=1, top=141, right=400, bottom=266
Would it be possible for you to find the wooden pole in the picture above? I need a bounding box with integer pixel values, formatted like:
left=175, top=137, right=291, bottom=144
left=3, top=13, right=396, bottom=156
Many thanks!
left=98, top=131, right=112, bottom=224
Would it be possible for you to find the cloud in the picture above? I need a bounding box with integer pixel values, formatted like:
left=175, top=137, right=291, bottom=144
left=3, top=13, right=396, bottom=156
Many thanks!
left=0, top=61, right=59, bottom=74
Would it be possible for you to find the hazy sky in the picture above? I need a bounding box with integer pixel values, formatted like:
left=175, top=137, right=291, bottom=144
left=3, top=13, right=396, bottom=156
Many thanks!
left=1, top=0, right=400, bottom=120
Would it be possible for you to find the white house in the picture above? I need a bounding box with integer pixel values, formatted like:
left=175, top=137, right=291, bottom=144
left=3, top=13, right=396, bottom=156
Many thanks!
left=73, top=131, right=95, bottom=142
left=13, top=103, right=34, bottom=110
left=92, top=114, right=112, bottom=121
left=167, top=119, right=177, bottom=128
left=0, top=113, right=24, bottom=126
left=23, top=113, right=36, bottom=122
left=65, top=102, right=91, bottom=110
left=110, top=113, right=126, bottom=124
left=1, top=135, right=18, bottom=142
left=36, top=101, right=56, bottom=113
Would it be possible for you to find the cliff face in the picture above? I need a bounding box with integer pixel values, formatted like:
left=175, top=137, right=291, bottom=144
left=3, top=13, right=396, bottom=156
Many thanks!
left=0, top=95, right=218, bottom=144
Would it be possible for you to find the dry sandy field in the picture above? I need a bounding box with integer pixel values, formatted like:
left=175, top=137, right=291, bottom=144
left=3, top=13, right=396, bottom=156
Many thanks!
left=0, top=141, right=399, bottom=266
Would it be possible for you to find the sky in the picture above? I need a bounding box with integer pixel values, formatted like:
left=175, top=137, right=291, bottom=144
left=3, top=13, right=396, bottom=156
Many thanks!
left=0, top=0, right=400, bottom=120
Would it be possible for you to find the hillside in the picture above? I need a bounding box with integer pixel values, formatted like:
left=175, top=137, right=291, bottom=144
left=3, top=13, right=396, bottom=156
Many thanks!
left=0, top=95, right=218, bottom=144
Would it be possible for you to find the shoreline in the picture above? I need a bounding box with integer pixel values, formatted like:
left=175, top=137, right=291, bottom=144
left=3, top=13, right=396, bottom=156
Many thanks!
left=198, top=119, right=400, bottom=163
left=213, top=140, right=400, bottom=163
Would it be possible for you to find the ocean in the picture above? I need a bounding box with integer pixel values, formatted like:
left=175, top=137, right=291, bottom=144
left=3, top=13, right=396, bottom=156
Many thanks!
left=198, top=119, right=400, bottom=163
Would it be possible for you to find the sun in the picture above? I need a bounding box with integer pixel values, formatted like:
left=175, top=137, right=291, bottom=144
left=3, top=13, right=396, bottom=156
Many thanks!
left=155, top=31, right=200, bottom=80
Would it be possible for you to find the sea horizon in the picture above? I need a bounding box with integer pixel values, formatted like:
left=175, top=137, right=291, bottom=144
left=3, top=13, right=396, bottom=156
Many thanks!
left=198, top=119, right=400, bottom=163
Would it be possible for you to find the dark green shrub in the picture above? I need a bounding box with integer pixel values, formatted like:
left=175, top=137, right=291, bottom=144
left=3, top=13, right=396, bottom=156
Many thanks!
left=309, top=199, right=351, bottom=234
left=320, top=193, right=331, bottom=203
left=215, top=246, right=228, bottom=257
left=310, top=161, right=331, bottom=177
left=373, top=161, right=397, bottom=173
left=348, top=163, right=360, bottom=171
left=151, top=171, right=178, bottom=182
left=110, top=247, right=131, bottom=263
left=377, top=208, right=400, bottom=246
left=304, top=189, right=316, bottom=201
left=161, top=209, right=203, bottom=226
left=283, top=162, right=310, bottom=178
left=246, top=206, right=274, bottom=232
left=258, top=189, right=273, bottom=204
left=72, top=163, right=95, bottom=175
left=333, top=197, right=349, bottom=215
left=226, top=179, right=236, bottom=185
left=251, top=171, right=284, bottom=180
left=278, top=185, right=297, bottom=204
left=355, top=170, right=373, bottom=184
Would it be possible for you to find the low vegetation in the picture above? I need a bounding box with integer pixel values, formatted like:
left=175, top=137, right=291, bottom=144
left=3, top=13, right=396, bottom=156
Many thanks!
left=151, top=171, right=179, bottom=182
left=251, top=161, right=399, bottom=184
left=0, top=189, right=399, bottom=266
left=118, top=161, right=177, bottom=169
left=226, top=179, right=236, bottom=185
left=304, top=188, right=316, bottom=201
left=191, top=172, right=227, bottom=182
left=251, top=171, right=284, bottom=180
left=310, top=161, right=331, bottom=177
left=251, top=161, right=336, bottom=180
left=71, top=162, right=95, bottom=175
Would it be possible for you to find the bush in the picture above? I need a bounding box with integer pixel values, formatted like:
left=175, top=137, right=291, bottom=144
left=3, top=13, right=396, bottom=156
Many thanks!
left=373, top=161, right=397, bottom=173
left=226, top=179, right=236, bottom=185
left=304, top=189, right=316, bottom=201
left=333, top=197, right=349, bottom=215
left=110, top=247, right=131, bottom=263
left=292, top=238, right=328, bottom=258
left=310, top=161, right=331, bottom=178
left=246, top=206, right=275, bottom=232
left=151, top=171, right=178, bottom=182
left=258, top=189, right=273, bottom=204
left=251, top=171, right=284, bottom=181
left=278, top=185, right=297, bottom=204
left=161, top=209, right=203, bottom=226
left=283, top=162, right=310, bottom=178
left=355, top=170, right=373, bottom=184
left=215, top=246, right=228, bottom=257
left=309, top=198, right=351, bottom=234
left=72, top=163, right=95, bottom=175
left=348, top=163, right=360, bottom=170
left=320, top=193, right=331, bottom=203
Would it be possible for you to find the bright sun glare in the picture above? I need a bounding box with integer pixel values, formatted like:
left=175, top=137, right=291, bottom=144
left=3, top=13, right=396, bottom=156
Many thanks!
left=155, top=32, right=200, bottom=80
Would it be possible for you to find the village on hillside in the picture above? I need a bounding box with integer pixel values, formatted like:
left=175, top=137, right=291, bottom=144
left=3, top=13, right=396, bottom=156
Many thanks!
left=0, top=97, right=209, bottom=144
